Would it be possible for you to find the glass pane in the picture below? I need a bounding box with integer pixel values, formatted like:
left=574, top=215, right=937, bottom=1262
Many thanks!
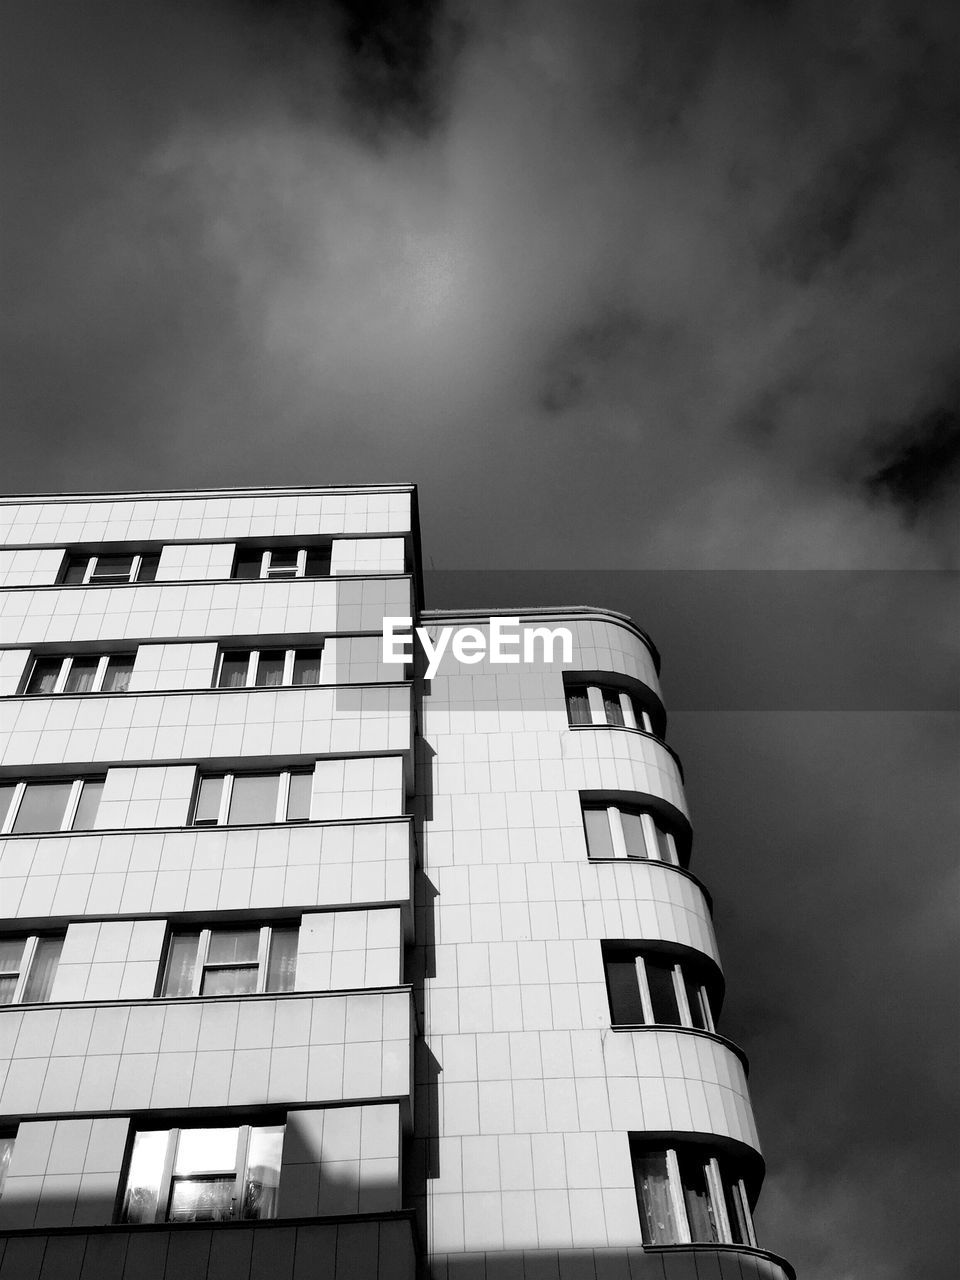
left=62, top=556, right=88, bottom=584
left=101, top=656, right=134, bottom=693
left=265, top=548, right=298, bottom=574
left=254, top=651, right=286, bottom=687
left=632, top=1148, right=678, bottom=1244
left=25, top=658, right=62, bottom=695
left=655, top=825, right=675, bottom=863
left=137, top=553, right=160, bottom=582
left=174, top=1127, right=239, bottom=1175
left=121, top=1130, right=168, bottom=1224
left=12, top=781, right=72, bottom=834
left=0, top=938, right=25, bottom=972
left=286, top=772, right=312, bottom=821
left=0, top=976, right=18, bottom=1005
left=89, top=554, right=135, bottom=582
left=583, top=807, right=614, bottom=858
left=63, top=658, right=99, bottom=693
left=304, top=547, right=331, bottom=578
left=168, top=1177, right=235, bottom=1222
left=201, top=966, right=258, bottom=996
left=565, top=686, right=591, bottom=725
left=265, top=928, right=298, bottom=993
left=227, top=774, right=279, bottom=825
left=684, top=973, right=707, bottom=1031
left=161, top=932, right=201, bottom=997
left=243, top=1125, right=284, bottom=1219
left=207, top=929, right=260, bottom=965
left=218, top=652, right=250, bottom=689
left=0, top=784, right=18, bottom=829
left=0, top=1136, right=14, bottom=1199
left=620, top=811, right=649, bottom=859
left=22, top=937, right=63, bottom=1002
left=71, top=778, right=104, bottom=831
left=680, top=1152, right=719, bottom=1242
left=724, top=1177, right=751, bottom=1245
left=233, top=549, right=263, bottom=579
left=604, top=954, right=645, bottom=1025
left=645, top=956, right=681, bottom=1025
left=194, top=775, right=224, bottom=824
left=602, top=688, right=625, bottom=726
left=292, top=648, right=323, bottom=685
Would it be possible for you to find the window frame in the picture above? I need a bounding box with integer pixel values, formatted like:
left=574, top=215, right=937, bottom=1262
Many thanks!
left=231, top=544, right=331, bottom=581
left=21, top=652, right=136, bottom=696
left=61, top=552, right=160, bottom=586
left=0, top=932, right=65, bottom=1005
left=160, top=923, right=299, bottom=998
left=631, top=1139, right=757, bottom=1248
left=582, top=802, right=681, bottom=865
left=0, top=1130, right=15, bottom=1202
left=603, top=944, right=716, bottom=1033
left=190, top=769, right=314, bottom=827
left=119, top=1120, right=284, bottom=1225
left=0, top=776, right=106, bottom=835
left=214, top=645, right=324, bottom=690
left=565, top=680, right=655, bottom=733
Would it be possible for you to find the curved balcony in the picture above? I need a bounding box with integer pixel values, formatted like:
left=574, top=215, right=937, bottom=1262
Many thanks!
left=586, top=858, right=717, bottom=961
left=562, top=728, right=688, bottom=821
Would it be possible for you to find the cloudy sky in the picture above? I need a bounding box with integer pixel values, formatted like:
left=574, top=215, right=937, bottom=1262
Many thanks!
left=2, top=1, right=958, bottom=1276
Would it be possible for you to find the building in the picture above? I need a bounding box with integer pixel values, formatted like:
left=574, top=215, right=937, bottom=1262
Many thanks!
left=0, top=486, right=794, bottom=1280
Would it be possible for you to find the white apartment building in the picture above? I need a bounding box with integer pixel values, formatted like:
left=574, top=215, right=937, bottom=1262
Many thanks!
left=0, top=486, right=794, bottom=1280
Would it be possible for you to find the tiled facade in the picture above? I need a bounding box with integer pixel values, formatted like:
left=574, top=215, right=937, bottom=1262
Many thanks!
left=0, top=486, right=792, bottom=1280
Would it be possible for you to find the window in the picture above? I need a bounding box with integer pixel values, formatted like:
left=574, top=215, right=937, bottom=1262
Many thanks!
left=191, top=770, right=312, bottom=826
left=631, top=1139, right=757, bottom=1247
left=0, top=934, right=64, bottom=1004
left=215, top=646, right=323, bottom=689
left=0, top=1132, right=15, bottom=1201
left=120, top=1122, right=284, bottom=1224
left=0, top=777, right=104, bottom=835
left=160, top=924, right=298, bottom=997
left=603, top=944, right=716, bottom=1032
left=582, top=802, right=681, bottom=865
left=565, top=680, right=655, bottom=733
left=231, top=545, right=331, bottom=580
left=60, top=552, right=160, bottom=585
left=22, top=652, right=135, bottom=696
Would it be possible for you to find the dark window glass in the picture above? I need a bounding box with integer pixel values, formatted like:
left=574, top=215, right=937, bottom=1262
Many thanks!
left=604, top=952, right=645, bottom=1025
left=71, top=779, right=104, bottom=831
left=684, top=971, right=707, bottom=1030
left=602, top=688, right=625, bottom=726
left=583, top=806, right=614, bottom=859
left=21, top=937, right=63, bottom=1002
left=233, top=549, right=263, bottom=579
left=286, top=772, right=312, bottom=821
left=566, top=686, right=591, bottom=725
left=61, top=555, right=88, bottom=584
left=645, top=955, right=681, bottom=1024
left=136, top=553, right=160, bottom=582
left=254, top=651, right=286, bottom=688
left=655, top=824, right=674, bottom=862
left=162, top=932, right=201, bottom=997
left=218, top=652, right=250, bottom=689
left=679, top=1151, right=719, bottom=1242
left=292, top=648, right=323, bottom=685
left=304, top=547, right=331, bottom=578
left=63, top=657, right=99, bottom=693
left=723, top=1175, right=750, bottom=1244
left=25, top=658, right=62, bottom=695
left=620, top=810, right=648, bottom=859
left=227, top=774, right=278, bottom=825
left=101, top=656, right=134, bottom=693
left=632, top=1147, right=678, bottom=1244
left=194, top=776, right=224, bottom=825
left=89, top=554, right=135, bottom=583
left=202, top=928, right=260, bottom=995
left=0, top=976, right=18, bottom=1005
left=0, top=784, right=17, bottom=829
left=265, top=548, right=298, bottom=577
left=12, top=781, right=72, bottom=834
left=201, top=966, right=258, bottom=996
left=208, top=929, right=260, bottom=965
left=265, top=928, right=298, bottom=993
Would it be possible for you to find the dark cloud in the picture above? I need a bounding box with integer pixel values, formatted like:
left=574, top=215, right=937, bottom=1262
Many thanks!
left=2, top=2, right=958, bottom=1275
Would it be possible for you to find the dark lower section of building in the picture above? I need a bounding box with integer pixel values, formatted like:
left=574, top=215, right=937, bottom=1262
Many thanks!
left=431, top=1245, right=795, bottom=1280
left=0, top=1212, right=417, bottom=1280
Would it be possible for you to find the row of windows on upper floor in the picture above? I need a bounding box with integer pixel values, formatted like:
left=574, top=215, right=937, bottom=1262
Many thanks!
left=0, top=1121, right=757, bottom=1247
left=2, top=922, right=717, bottom=1039
left=54, top=544, right=333, bottom=585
